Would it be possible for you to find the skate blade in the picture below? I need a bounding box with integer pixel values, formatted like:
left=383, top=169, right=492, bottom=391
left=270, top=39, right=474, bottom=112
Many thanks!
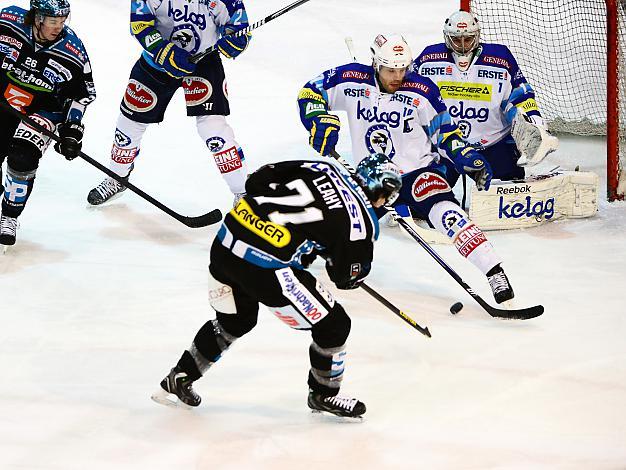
left=150, top=388, right=194, bottom=410
left=2, top=245, right=10, bottom=254
left=309, top=409, right=365, bottom=422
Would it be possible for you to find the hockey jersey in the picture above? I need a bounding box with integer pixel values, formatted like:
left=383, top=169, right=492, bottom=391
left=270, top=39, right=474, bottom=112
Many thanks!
left=217, top=160, right=378, bottom=286
left=130, top=0, right=249, bottom=73
left=414, top=43, right=541, bottom=148
left=297, top=63, right=473, bottom=175
left=0, top=6, right=95, bottom=122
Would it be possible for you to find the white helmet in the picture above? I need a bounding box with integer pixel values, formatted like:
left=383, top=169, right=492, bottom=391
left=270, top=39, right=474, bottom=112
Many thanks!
left=444, top=10, right=480, bottom=69
left=370, top=34, right=412, bottom=72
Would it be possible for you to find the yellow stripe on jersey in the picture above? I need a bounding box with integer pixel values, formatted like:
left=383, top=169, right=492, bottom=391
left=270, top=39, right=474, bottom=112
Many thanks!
left=298, top=87, right=324, bottom=102
left=131, top=20, right=154, bottom=35
left=516, top=98, right=539, bottom=113
left=438, top=82, right=492, bottom=101
left=231, top=199, right=292, bottom=247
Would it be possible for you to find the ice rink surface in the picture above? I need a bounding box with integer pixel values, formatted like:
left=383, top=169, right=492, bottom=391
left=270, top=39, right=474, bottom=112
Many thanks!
left=1, top=1, right=625, bottom=469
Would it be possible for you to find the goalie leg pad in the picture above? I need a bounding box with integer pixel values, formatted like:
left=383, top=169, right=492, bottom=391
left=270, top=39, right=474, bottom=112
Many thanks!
left=429, top=200, right=501, bottom=275
left=469, top=171, right=599, bottom=230
left=196, top=115, right=247, bottom=194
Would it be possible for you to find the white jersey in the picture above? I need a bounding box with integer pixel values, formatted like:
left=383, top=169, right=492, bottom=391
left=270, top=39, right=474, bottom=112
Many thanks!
left=130, top=0, right=248, bottom=71
left=414, top=43, right=542, bottom=149
left=298, top=63, right=467, bottom=175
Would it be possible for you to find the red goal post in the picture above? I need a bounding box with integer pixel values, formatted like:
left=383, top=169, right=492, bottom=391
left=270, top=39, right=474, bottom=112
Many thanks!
left=460, top=0, right=625, bottom=201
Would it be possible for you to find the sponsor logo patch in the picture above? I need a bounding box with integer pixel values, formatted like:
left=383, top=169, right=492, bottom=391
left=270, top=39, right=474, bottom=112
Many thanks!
left=454, top=224, right=487, bottom=257
left=0, top=35, right=22, bottom=48
left=123, top=79, right=157, bottom=112
left=411, top=172, right=450, bottom=202
left=182, top=76, right=213, bottom=106
left=214, top=146, right=242, bottom=173
left=111, top=145, right=139, bottom=164
left=439, top=81, right=492, bottom=101
left=231, top=198, right=291, bottom=247
left=276, top=269, right=329, bottom=324
left=499, top=196, right=555, bottom=220
left=4, top=83, right=33, bottom=112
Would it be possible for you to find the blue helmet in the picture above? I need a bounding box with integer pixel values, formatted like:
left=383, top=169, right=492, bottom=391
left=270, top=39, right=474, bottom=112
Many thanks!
left=30, top=0, right=70, bottom=17
left=355, top=153, right=402, bottom=204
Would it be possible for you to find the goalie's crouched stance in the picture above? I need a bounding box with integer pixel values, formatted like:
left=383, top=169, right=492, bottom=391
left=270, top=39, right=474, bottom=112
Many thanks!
left=152, top=154, right=402, bottom=419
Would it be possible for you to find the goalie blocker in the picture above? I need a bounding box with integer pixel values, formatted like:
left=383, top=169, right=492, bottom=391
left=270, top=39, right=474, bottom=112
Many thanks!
left=469, top=171, right=599, bottom=230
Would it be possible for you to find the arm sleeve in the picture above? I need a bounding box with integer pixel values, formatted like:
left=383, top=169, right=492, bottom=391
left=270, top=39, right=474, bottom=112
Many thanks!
left=130, top=0, right=166, bottom=54
left=64, top=50, right=96, bottom=123
left=501, top=47, right=543, bottom=125
left=214, top=0, right=250, bottom=34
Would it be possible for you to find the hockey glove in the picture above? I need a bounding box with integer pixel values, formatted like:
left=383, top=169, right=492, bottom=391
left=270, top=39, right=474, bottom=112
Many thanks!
left=326, top=258, right=371, bottom=290
left=309, top=114, right=341, bottom=156
left=153, top=42, right=196, bottom=78
left=54, top=122, right=84, bottom=160
left=217, top=32, right=252, bottom=59
left=454, top=148, right=493, bottom=191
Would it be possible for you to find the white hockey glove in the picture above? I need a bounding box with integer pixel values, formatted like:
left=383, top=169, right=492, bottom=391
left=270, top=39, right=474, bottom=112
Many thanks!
left=511, top=112, right=559, bottom=167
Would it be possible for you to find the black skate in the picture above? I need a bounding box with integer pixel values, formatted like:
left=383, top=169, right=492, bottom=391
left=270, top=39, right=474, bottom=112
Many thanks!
left=307, top=390, right=366, bottom=418
left=0, top=215, right=18, bottom=247
left=87, top=176, right=127, bottom=206
left=487, top=264, right=515, bottom=305
left=151, top=366, right=201, bottom=409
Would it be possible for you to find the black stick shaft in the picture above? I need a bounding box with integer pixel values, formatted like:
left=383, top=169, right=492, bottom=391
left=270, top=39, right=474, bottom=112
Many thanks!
left=360, top=283, right=431, bottom=337
left=190, top=0, right=314, bottom=63
left=0, top=102, right=222, bottom=228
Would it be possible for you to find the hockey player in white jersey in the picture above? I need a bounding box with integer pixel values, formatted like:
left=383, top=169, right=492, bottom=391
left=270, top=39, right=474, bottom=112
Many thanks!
left=87, top=0, right=252, bottom=207
left=297, top=33, right=515, bottom=305
left=414, top=10, right=558, bottom=181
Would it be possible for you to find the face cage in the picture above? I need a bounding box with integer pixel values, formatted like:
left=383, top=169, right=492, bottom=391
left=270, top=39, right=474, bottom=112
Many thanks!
left=445, top=31, right=479, bottom=55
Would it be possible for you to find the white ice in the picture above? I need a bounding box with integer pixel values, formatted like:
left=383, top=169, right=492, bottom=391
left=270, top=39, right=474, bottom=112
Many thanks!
left=1, top=1, right=625, bottom=469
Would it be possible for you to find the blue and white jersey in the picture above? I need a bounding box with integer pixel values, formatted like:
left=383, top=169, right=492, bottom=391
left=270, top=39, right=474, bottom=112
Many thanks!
left=297, top=63, right=469, bottom=174
left=0, top=6, right=95, bottom=121
left=130, top=0, right=249, bottom=72
left=414, top=43, right=542, bottom=148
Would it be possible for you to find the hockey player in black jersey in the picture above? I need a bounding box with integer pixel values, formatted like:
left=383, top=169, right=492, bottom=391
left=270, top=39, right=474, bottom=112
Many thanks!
left=151, top=154, right=402, bottom=419
left=0, top=0, right=95, bottom=246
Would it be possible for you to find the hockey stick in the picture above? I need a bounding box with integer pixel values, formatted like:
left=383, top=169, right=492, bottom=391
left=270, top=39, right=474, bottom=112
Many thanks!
left=361, top=282, right=431, bottom=337
left=189, top=0, right=314, bottom=64
left=330, top=150, right=543, bottom=320
left=0, top=102, right=222, bottom=228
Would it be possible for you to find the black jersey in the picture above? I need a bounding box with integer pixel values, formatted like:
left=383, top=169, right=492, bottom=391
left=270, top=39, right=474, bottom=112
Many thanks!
left=0, top=6, right=95, bottom=121
left=217, top=160, right=379, bottom=286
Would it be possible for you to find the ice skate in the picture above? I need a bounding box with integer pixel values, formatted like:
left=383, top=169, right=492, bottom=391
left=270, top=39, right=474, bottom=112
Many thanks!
left=487, top=264, right=515, bottom=305
left=307, top=390, right=366, bottom=419
left=87, top=177, right=127, bottom=206
left=0, top=215, right=18, bottom=249
left=151, top=366, right=201, bottom=410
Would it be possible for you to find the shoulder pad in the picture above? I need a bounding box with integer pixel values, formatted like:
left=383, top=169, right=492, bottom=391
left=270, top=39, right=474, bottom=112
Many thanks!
left=416, top=43, right=450, bottom=64
left=0, top=6, right=28, bottom=30
left=326, top=63, right=375, bottom=88
left=476, top=43, right=515, bottom=70
left=398, top=72, right=437, bottom=97
left=214, top=0, right=246, bottom=16
left=53, top=28, right=89, bottom=64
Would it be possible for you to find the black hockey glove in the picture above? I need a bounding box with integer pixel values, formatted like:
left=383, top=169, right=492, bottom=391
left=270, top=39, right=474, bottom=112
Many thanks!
left=326, top=258, right=371, bottom=290
left=55, top=122, right=84, bottom=160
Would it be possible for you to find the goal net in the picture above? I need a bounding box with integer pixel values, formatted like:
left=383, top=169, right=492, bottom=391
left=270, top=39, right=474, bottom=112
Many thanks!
left=462, top=0, right=626, bottom=200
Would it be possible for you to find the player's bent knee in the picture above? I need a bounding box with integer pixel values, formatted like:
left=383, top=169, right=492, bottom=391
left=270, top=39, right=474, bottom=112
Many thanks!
left=312, top=304, right=351, bottom=349
left=7, top=141, right=42, bottom=172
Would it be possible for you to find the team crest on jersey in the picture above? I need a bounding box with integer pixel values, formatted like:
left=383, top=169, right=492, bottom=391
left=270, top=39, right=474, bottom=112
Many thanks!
left=123, top=80, right=157, bottom=112
left=170, top=25, right=201, bottom=54
left=365, top=125, right=396, bottom=158
left=183, top=76, right=213, bottom=106
left=411, top=172, right=450, bottom=202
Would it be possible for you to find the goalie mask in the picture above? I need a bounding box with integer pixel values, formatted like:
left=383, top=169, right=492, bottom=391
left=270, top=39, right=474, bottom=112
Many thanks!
left=444, top=10, right=480, bottom=71
left=370, top=34, right=413, bottom=72
left=355, top=153, right=402, bottom=205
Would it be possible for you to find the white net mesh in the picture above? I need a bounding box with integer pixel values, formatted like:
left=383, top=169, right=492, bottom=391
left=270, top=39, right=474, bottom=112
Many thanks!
left=469, top=0, right=626, bottom=199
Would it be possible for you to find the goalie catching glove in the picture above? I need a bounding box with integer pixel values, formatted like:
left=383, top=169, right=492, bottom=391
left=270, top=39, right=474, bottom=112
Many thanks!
left=511, top=112, right=559, bottom=167
left=308, top=113, right=341, bottom=156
